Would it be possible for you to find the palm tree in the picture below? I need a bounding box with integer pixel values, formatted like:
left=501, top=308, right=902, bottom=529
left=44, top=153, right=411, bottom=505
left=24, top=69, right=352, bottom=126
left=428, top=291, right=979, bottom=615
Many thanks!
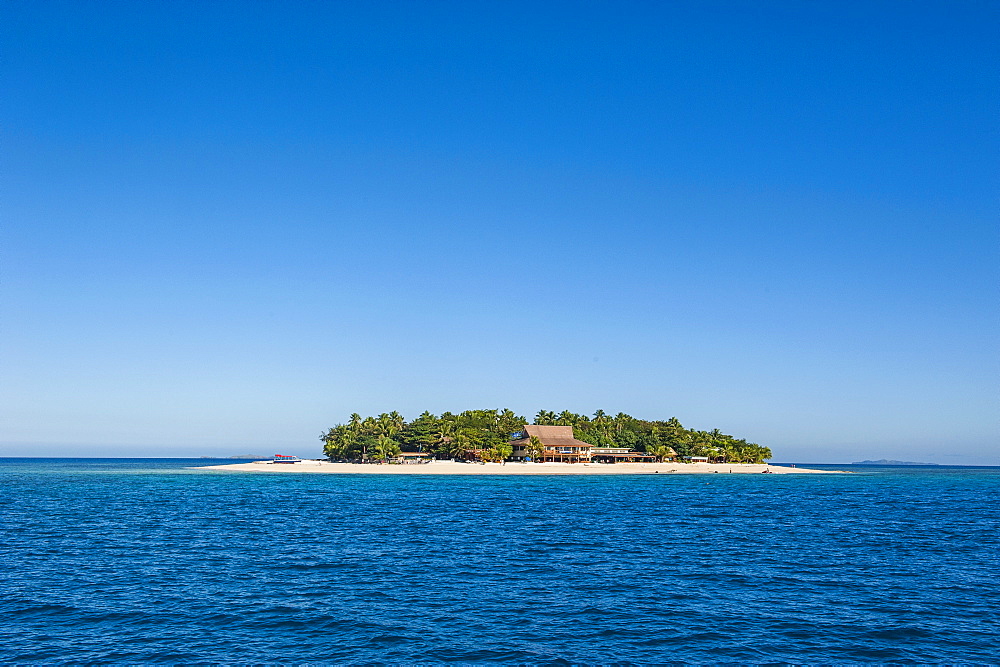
left=526, top=435, right=544, bottom=462
left=720, top=439, right=736, bottom=463
left=495, top=442, right=513, bottom=462
left=730, top=439, right=749, bottom=463
left=388, top=411, right=405, bottom=431
left=648, top=444, right=676, bottom=462
left=449, top=430, right=474, bottom=460
left=613, top=413, right=633, bottom=434
left=752, top=444, right=772, bottom=463
left=320, top=428, right=338, bottom=458
left=497, top=408, right=521, bottom=436
left=374, top=413, right=403, bottom=439
left=433, top=421, right=456, bottom=457
left=374, top=434, right=401, bottom=462
left=689, top=430, right=711, bottom=457
left=534, top=410, right=556, bottom=425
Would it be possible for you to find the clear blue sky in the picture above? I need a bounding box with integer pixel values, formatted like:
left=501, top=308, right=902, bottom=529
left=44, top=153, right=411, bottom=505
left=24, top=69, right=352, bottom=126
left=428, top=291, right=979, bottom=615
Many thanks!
left=3, top=1, right=997, bottom=463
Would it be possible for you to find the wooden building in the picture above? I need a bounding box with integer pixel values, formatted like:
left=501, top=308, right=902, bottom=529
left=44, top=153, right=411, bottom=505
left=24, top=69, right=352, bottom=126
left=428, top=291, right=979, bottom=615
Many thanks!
left=509, top=425, right=593, bottom=463
left=590, top=447, right=658, bottom=463
left=396, top=452, right=433, bottom=464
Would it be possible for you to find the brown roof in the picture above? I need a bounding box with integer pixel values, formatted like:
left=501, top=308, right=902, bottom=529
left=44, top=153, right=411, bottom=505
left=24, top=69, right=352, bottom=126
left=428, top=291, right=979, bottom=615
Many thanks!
left=510, top=424, right=592, bottom=449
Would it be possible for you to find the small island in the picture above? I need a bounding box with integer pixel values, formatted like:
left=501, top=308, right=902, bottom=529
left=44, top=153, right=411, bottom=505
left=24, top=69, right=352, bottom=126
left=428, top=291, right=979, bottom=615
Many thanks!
left=199, top=409, right=836, bottom=474
left=852, top=459, right=939, bottom=466
left=318, top=409, right=773, bottom=464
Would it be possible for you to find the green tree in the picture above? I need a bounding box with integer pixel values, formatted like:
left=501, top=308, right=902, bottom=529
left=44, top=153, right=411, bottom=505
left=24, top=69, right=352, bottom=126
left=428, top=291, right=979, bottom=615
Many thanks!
left=660, top=417, right=691, bottom=458
left=617, top=429, right=639, bottom=450
left=374, top=434, right=401, bottom=462
left=321, top=409, right=773, bottom=465
left=449, top=430, right=475, bottom=460
left=556, top=410, right=581, bottom=426
left=433, top=421, right=456, bottom=458
left=526, top=435, right=544, bottom=461
left=398, top=411, right=439, bottom=452
left=649, top=444, right=675, bottom=462
left=358, top=434, right=378, bottom=462
left=534, top=410, right=556, bottom=425
left=482, top=442, right=513, bottom=462
left=613, top=412, right=634, bottom=435
left=752, top=444, right=773, bottom=463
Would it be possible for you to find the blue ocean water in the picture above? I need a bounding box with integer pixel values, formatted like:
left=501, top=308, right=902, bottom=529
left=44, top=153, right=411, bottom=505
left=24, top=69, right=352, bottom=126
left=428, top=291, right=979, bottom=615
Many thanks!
left=1, top=459, right=998, bottom=664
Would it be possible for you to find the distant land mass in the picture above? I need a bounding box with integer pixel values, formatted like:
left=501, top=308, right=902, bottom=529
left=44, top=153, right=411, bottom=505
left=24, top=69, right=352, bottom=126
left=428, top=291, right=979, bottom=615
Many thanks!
left=199, top=455, right=271, bottom=460
left=852, top=459, right=939, bottom=466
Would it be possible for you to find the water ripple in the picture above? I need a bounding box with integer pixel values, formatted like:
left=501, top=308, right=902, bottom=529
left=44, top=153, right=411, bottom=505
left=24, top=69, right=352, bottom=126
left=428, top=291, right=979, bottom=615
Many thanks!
left=1, top=459, right=998, bottom=663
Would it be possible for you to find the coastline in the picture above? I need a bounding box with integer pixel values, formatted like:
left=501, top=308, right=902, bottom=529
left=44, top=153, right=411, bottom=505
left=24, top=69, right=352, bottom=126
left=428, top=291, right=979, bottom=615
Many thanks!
left=196, top=460, right=838, bottom=475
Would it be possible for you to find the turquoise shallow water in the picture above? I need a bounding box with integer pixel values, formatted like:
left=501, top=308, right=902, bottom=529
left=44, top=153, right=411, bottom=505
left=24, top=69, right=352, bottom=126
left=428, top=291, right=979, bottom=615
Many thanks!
left=1, top=458, right=998, bottom=663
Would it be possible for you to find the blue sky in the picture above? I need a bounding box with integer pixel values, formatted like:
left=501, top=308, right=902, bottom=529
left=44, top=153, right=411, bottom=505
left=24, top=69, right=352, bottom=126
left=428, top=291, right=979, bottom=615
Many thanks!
left=3, top=1, right=997, bottom=463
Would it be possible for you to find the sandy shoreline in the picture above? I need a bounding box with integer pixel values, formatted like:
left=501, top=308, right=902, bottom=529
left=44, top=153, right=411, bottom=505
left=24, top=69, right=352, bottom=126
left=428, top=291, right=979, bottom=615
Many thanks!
left=196, top=460, right=837, bottom=475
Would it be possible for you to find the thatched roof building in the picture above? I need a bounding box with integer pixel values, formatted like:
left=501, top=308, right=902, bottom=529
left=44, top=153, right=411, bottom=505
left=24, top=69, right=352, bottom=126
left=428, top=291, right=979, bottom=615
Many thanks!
left=510, top=425, right=593, bottom=462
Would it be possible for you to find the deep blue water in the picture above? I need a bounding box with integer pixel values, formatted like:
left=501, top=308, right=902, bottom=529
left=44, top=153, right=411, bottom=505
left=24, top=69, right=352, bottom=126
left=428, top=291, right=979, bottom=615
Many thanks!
left=2, top=459, right=998, bottom=664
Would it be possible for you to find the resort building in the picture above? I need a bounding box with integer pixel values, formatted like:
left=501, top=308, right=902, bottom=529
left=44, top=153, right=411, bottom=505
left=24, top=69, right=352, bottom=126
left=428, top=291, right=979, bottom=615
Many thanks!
left=590, top=447, right=659, bottom=463
left=509, top=425, right=593, bottom=463
left=396, top=452, right=433, bottom=464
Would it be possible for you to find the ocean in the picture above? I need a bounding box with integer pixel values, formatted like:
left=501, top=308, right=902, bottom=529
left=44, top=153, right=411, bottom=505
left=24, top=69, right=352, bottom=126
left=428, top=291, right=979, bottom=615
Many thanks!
left=2, top=458, right=998, bottom=663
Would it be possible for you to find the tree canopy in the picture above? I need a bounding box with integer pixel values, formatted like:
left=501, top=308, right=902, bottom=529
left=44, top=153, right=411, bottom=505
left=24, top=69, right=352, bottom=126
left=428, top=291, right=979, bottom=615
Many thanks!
left=320, top=409, right=771, bottom=463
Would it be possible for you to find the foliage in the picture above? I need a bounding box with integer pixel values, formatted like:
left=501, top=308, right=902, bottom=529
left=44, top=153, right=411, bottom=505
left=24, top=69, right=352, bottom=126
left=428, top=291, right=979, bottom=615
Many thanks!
left=525, top=435, right=544, bottom=461
left=320, top=408, right=771, bottom=463
left=532, top=410, right=772, bottom=463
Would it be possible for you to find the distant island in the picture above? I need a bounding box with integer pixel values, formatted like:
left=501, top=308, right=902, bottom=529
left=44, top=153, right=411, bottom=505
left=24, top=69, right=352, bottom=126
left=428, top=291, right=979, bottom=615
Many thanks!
left=319, top=408, right=772, bottom=464
left=852, top=459, right=939, bottom=466
left=199, top=455, right=272, bottom=460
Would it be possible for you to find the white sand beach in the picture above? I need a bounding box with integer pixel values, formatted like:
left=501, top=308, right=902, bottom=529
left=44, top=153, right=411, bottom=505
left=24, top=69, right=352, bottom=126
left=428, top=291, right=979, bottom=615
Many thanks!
left=198, top=460, right=836, bottom=474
